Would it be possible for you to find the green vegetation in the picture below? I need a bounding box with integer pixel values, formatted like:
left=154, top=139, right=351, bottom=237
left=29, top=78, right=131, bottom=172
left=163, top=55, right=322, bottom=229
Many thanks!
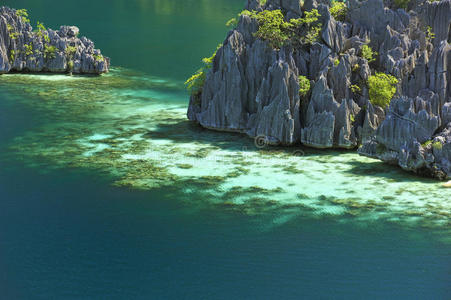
left=9, top=49, right=17, bottom=62
left=259, top=0, right=268, bottom=5
left=35, top=21, right=50, bottom=43
left=24, top=43, right=33, bottom=56
left=9, top=32, right=19, bottom=40
left=36, top=21, right=46, bottom=32
left=432, top=141, right=443, bottom=150
left=352, top=64, right=359, bottom=72
left=361, top=44, right=377, bottom=63
left=242, top=9, right=321, bottom=49
left=185, top=44, right=222, bottom=95
left=225, top=18, right=237, bottom=27
left=16, top=9, right=30, bottom=23
left=7, top=23, right=19, bottom=39
left=65, top=46, right=77, bottom=57
left=44, top=44, right=57, bottom=60
left=394, top=0, right=410, bottom=9
left=93, top=54, right=104, bottom=62
left=242, top=9, right=291, bottom=48
left=298, top=75, right=311, bottom=97
left=368, top=73, right=398, bottom=108
left=350, top=84, right=361, bottom=94
left=334, top=58, right=340, bottom=66
left=426, top=26, right=435, bottom=43
left=422, top=140, right=432, bottom=148
left=67, top=60, right=74, bottom=72
left=329, top=1, right=347, bottom=22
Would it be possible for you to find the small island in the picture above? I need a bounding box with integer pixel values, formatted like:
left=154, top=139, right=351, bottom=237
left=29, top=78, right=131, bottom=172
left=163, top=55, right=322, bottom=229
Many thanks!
left=0, top=6, right=109, bottom=75
left=186, top=0, right=450, bottom=180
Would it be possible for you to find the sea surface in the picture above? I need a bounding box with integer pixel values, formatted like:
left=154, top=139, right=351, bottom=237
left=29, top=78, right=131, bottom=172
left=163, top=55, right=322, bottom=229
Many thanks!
left=0, top=0, right=450, bottom=299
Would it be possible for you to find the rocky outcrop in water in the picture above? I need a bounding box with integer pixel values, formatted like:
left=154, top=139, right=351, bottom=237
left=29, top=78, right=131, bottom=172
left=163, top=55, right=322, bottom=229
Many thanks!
left=187, top=0, right=451, bottom=179
left=0, top=6, right=109, bottom=74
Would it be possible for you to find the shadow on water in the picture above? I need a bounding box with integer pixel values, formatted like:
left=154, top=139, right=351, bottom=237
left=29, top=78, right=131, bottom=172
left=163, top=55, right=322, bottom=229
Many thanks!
left=147, top=119, right=258, bottom=151
left=148, top=119, right=358, bottom=158
left=344, top=160, right=440, bottom=183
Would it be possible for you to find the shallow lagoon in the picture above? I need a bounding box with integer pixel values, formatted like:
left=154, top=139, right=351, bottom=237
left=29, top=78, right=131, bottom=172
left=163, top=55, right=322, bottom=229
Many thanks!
left=1, top=69, right=450, bottom=231
left=0, top=0, right=450, bottom=298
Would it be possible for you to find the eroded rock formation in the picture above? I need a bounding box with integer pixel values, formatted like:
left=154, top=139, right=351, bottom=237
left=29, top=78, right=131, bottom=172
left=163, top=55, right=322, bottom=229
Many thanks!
left=187, top=0, right=451, bottom=179
left=0, top=6, right=109, bottom=74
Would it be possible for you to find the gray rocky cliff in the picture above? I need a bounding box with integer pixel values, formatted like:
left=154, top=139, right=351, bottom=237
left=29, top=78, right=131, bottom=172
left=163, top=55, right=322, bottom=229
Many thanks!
left=187, top=0, right=451, bottom=179
left=0, top=6, right=109, bottom=74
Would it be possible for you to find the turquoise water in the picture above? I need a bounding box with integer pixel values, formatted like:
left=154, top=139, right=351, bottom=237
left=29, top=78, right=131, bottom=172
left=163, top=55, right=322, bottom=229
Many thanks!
left=0, top=1, right=450, bottom=298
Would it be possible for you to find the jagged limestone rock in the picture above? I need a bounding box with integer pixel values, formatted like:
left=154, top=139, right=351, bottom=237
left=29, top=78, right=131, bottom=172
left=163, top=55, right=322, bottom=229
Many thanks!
left=188, top=0, right=451, bottom=179
left=0, top=6, right=109, bottom=74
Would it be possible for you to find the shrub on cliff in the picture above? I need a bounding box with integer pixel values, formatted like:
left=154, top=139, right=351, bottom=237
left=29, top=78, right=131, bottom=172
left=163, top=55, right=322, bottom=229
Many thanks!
left=185, top=44, right=222, bottom=95
left=44, top=44, right=56, bottom=60
left=298, top=76, right=310, bottom=97
left=329, top=1, right=347, bottom=21
left=16, top=9, right=30, bottom=23
left=241, top=9, right=291, bottom=48
left=368, top=73, right=398, bottom=108
left=35, top=21, right=50, bottom=43
left=361, top=44, right=377, bottom=63
left=24, top=43, right=33, bottom=56
left=242, top=9, right=321, bottom=49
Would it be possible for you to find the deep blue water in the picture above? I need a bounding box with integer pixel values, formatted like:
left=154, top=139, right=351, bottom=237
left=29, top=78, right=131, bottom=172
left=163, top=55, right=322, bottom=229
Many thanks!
left=0, top=0, right=450, bottom=299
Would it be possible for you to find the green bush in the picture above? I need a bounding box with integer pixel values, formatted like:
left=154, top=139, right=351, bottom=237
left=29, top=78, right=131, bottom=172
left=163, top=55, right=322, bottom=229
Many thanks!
left=35, top=21, right=50, bottom=43
left=350, top=84, right=361, bottom=94
left=334, top=58, right=340, bottom=66
left=24, top=43, right=33, bottom=56
left=93, top=54, right=104, bottom=62
left=65, top=46, right=77, bottom=57
left=422, top=140, right=432, bottom=148
left=9, top=32, right=19, bottom=40
left=298, top=75, right=310, bottom=97
left=368, top=73, right=398, bottom=108
left=185, top=44, right=222, bottom=95
left=245, top=9, right=291, bottom=49
left=361, top=44, right=377, bottom=63
left=329, top=1, right=347, bottom=21
left=44, top=44, right=57, bottom=59
left=225, top=18, right=237, bottom=27
left=67, top=60, right=74, bottom=72
left=9, top=49, right=17, bottom=62
left=243, top=9, right=321, bottom=49
left=16, top=9, right=30, bottom=23
left=185, top=70, right=206, bottom=95
left=432, top=141, right=443, bottom=150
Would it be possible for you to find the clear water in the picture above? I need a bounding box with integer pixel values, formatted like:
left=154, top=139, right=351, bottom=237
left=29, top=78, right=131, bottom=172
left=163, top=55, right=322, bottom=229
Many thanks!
left=0, top=1, right=450, bottom=299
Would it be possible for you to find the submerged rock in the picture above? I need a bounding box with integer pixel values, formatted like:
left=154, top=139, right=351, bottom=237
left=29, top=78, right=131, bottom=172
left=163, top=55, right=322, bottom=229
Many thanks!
left=187, top=0, right=451, bottom=179
left=0, top=6, right=109, bottom=74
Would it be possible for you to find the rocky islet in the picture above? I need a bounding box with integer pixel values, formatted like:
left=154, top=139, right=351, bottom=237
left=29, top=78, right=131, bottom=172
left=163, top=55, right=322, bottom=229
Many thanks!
left=0, top=6, right=109, bottom=74
left=187, top=0, right=451, bottom=179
